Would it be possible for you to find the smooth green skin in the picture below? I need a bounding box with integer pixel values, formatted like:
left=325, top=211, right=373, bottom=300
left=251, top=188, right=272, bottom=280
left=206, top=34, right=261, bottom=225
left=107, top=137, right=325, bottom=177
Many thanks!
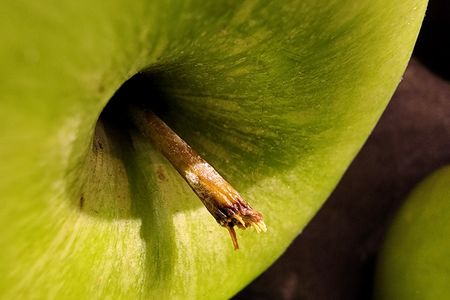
left=375, top=166, right=450, bottom=300
left=0, top=1, right=426, bottom=299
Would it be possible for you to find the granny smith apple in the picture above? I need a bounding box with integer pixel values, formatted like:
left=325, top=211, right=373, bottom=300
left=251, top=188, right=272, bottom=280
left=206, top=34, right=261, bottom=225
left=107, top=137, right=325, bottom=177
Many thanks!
left=375, top=165, right=450, bottom=300
left=1, top=0, right=426, bottom=298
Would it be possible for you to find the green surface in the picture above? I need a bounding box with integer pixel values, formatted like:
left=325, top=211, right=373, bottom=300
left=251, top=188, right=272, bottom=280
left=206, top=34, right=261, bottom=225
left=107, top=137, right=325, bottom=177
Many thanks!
left=375, top=166, right=450, bottom=300
left=0, top=0, right=426, bottom=299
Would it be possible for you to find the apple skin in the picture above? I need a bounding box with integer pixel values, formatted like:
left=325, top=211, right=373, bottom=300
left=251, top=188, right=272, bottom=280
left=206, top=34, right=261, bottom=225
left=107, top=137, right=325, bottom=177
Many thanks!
left=375, top=165, right=450, bottom=300
left=0, top=0, right=426, bottom=299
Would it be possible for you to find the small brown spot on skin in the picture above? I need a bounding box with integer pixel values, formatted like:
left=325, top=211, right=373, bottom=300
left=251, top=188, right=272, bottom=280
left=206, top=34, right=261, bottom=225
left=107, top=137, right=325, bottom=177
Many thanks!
left=79, top=194, right=85, bottom=209
left=156, top=165, right=167, bottom=181
left=96, top=140, right=104, bottom=150
left=92, top=139, right=104, bottom=153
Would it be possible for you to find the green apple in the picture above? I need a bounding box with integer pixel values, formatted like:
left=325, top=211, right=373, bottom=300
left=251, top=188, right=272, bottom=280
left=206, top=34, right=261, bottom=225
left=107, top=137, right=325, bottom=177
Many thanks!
left=0, top=0, right=426, bottom=298
left=375, top=165, right=450, bottom=300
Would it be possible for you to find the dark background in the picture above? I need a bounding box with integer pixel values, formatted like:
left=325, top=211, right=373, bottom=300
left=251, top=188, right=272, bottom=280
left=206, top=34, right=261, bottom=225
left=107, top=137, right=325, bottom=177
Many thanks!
left=234, top=1, right=450, bottom=299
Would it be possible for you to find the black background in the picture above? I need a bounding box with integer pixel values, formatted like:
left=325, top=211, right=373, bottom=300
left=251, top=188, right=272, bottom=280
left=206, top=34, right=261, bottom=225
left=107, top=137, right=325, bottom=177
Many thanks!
left=234, top=1, right=450, bottom=299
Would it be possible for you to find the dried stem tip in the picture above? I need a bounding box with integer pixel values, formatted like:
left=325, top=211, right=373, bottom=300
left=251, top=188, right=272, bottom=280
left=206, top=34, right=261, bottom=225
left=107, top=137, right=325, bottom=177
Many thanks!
left=129, top=107, right=266, bottom=250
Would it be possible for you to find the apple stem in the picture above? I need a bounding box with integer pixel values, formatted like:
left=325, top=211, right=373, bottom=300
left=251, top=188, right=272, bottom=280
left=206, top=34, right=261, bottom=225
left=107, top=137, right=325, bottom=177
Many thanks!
left=227, top=226, right=239, bottom=250
left=128, top=106, right=266, bottom=250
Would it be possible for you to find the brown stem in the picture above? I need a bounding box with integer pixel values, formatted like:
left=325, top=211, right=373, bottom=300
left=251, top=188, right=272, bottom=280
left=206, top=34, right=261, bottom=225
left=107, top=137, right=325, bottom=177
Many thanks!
left=129, top=107, right=266, bottom=250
